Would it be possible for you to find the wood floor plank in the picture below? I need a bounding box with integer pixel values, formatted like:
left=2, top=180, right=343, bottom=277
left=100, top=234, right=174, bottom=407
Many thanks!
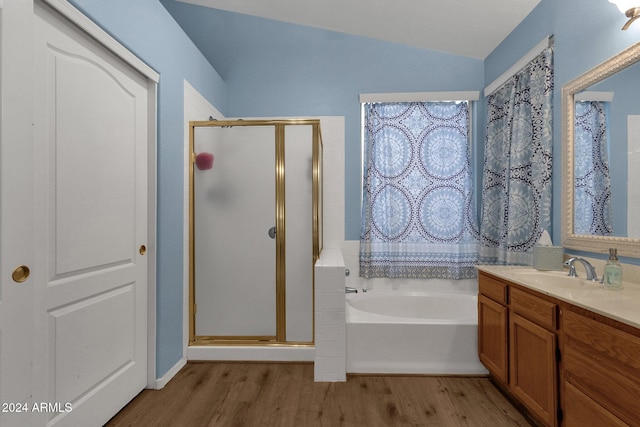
left=106, top=362, right=534, bottom=427
left=447, top=378, right=532, bottom=426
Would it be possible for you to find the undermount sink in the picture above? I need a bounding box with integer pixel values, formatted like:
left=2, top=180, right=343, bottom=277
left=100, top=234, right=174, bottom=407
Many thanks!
left=509, top=268, right=603, bottom=290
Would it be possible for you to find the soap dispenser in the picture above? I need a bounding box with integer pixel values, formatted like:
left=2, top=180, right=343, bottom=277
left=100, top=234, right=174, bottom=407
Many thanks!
left=603, top=248, right=623, bottom=290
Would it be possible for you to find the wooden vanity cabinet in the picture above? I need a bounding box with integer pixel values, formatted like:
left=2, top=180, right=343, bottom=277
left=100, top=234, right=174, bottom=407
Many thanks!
left=479, top=270, right=640, bottom=427
left=478, top=294, right=508, bottom=383
left=562, top=307, right=640, bottom=426
left=509, top=287, right=558, bottom=427
left=478, top=274, right=508, bottom=384
left=478, top=272, right=559, bottom=427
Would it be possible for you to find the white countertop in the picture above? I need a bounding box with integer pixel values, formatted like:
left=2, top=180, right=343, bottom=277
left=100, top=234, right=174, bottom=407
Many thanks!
left=476, top=264, right=640, bottom=330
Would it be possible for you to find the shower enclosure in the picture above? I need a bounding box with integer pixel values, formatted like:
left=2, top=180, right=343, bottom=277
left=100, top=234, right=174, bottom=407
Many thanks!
left=189, top=119, right=322, bottom=345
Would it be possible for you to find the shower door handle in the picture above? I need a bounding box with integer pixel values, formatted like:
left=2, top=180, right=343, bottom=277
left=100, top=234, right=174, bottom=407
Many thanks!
left=268, top=226, right=277, bottom=239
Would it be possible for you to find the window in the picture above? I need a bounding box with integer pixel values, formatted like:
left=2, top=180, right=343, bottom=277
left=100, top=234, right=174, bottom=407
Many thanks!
left=359, top=99, right=479, bottom=279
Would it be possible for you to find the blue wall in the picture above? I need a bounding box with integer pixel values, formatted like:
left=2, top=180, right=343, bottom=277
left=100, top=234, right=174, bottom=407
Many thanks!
left=68, top=0, right=227, bottom=378
left=485, top=0, right=640, bottom=263
left=69, top=0, right=640, bottom=379
left=160, top=1, right=486, bottom=241
left=163, top=0, right=640, bottom=251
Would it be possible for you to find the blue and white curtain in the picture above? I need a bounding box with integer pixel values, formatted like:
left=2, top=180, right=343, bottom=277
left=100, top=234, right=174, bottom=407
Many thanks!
left=480, top=48, right=554, bottom=265
left=574, top=101, right=612, bottom=235
left=359, top=102, right=480, bottom=279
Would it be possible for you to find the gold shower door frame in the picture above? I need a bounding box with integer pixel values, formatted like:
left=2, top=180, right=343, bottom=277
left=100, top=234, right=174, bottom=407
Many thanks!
left=188, top=119, right=323, bottom=346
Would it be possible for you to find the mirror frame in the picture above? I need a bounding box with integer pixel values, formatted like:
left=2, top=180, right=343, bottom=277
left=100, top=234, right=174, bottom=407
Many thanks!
left=562, top=41, right=640, bottom=257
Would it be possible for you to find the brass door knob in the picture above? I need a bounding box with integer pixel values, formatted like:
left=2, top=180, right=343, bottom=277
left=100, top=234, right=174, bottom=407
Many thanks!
left=12, top=265, right=30, bottom=283
left=139, top=245, right=147, bottom=255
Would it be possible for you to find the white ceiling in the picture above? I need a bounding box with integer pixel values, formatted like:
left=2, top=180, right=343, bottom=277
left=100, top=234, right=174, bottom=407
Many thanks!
left=177, top=0, right=540, bottom=59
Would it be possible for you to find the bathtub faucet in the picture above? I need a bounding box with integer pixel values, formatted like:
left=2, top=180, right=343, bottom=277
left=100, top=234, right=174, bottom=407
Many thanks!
left=345, top=286, right=358, bottom=294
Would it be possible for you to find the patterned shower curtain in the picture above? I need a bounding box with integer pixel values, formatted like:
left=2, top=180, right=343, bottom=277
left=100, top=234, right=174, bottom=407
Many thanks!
left=574, top=101, right=613, bottom=235
left=359, top=102, right=479, bottom=279
left=480, top=48, right=554, bottom=265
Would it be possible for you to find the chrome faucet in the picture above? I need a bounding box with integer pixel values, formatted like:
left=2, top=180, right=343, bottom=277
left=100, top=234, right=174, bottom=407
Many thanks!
left=564, top=257, right=598, bottom=281
left=345, top=286, right=358, bottom=294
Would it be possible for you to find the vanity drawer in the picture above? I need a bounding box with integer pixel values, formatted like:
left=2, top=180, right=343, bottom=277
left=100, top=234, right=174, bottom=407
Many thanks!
left=510, top=287, right=557, bottom=330
left=478, top=273, right=508, bottom=305
left=563, top=309, right=640, bottom=370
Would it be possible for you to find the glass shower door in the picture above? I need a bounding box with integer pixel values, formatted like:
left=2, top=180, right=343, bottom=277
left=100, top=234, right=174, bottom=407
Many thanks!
left=193, top=125, right=276, bottom=339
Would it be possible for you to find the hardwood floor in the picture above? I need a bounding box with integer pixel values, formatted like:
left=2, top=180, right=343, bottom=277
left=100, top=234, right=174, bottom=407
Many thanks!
left=106, top=362, right=533, bottom=427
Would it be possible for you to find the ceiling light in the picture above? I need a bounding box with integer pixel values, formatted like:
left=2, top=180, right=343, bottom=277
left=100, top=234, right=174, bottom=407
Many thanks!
left=609, top=0, right=640, bottom=29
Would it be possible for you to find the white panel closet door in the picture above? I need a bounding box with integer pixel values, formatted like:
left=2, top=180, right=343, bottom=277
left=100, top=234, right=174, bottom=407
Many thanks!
left=0, top=1, right=36, bottom=426
left=31, top=2, right=148, bottom=425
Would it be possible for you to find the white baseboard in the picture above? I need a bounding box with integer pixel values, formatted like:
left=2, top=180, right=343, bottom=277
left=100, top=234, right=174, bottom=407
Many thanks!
left=150, top=356, right=187, bottom=390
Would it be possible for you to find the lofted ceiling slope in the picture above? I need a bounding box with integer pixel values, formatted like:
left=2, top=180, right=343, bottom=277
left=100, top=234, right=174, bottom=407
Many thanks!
left=172, top=0, right=541, bottom=60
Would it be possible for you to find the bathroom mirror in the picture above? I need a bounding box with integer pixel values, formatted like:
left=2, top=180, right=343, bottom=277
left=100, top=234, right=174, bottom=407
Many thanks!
left=562, top=41, right=640, bottom=257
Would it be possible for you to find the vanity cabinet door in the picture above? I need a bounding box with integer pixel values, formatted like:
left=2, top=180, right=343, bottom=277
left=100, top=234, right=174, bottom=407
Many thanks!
left=510, top=313, right=558, bottom=427
left=478, top=294, right=508, bottom=384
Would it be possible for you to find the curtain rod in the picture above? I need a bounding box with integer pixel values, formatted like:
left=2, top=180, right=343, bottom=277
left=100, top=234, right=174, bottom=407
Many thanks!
left=483, top=35, right=553, bottom=97
left=359, top=91, right=479, bottom=104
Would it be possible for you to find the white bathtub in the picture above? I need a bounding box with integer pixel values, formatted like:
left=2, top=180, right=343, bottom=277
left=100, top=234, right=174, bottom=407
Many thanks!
left=346, top=290, right=489, bottom=375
